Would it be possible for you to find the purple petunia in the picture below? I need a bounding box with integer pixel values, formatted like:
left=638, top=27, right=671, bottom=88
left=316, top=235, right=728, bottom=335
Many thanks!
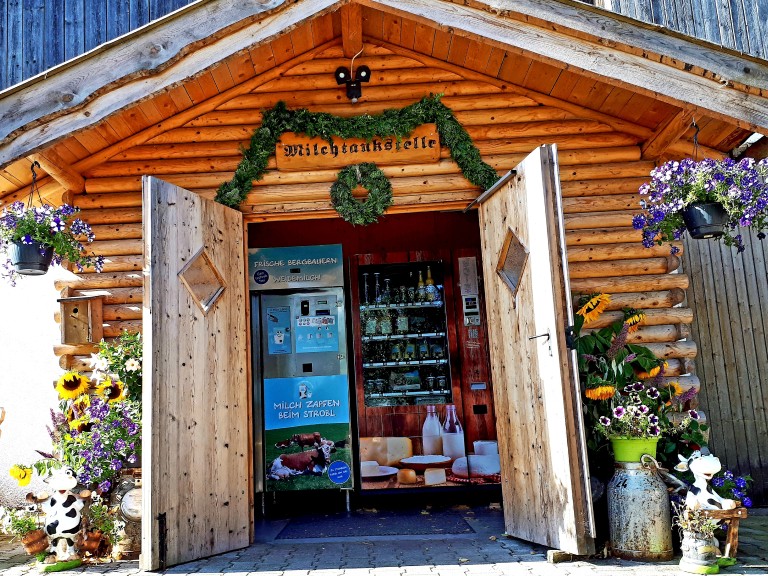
left=688, top=410, right=700, bottom=421
left=21, top=234, right=33, bottom=244
left=50, top=217, right=66, bottom=233
left=649, top=415, right=659, bottom=426
left=649, top=426, right=661, bottom=437
left=638, top=405, right=650, bottom=415
left=632, top=382, right=645, bottom=392
left=647, top=387, right=660, bottom=400
left=98, top=480, right=111, bottom=493
left=613, top=406, right=626, bottom=418
left=127, top=454, right=137, bottom=464
left=599, top=416, right=611, bottom=426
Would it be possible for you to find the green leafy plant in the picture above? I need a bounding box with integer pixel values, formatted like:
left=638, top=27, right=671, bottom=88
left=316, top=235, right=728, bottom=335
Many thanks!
left=85, top=497, right=122, bottom=545
left=1, top=507, right=41, bottom=539
left=673, top=503, right=720, bottom=538
left=90, top=332, right=143, bottom=400
left=215, top=95, right=498, bottom=212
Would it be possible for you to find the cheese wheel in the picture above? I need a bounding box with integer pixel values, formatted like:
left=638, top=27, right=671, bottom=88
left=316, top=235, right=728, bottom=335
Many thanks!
left=359, top=437, right=413, bottom=467
left=397, top=469, right=417, bottom=484
left=424, top=468, right=447, bottom=486
left=451, top=455, right=501, bottom=478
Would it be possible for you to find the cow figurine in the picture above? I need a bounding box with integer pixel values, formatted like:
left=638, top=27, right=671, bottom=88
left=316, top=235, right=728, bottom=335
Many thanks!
left=675, top=451, right=737, bottom=510
left=269, top=443, right=332, bottom=480
left=30, top=466, right=91, bottom=561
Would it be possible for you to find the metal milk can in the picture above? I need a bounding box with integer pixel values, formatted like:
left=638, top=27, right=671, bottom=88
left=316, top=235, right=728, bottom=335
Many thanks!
left=607, top=457, right=673, bottom=561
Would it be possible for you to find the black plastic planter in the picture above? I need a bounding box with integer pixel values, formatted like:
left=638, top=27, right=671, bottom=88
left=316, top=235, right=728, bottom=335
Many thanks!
left=681, top=202, right=728, bottom=239
left=8, top=241, right=54, bottom=275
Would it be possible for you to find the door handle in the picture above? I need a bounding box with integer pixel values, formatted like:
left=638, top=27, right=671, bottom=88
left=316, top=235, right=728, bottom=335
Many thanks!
left=528, top=331, right=550, bottom=343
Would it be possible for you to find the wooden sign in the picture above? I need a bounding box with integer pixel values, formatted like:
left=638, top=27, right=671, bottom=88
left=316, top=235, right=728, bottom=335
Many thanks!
left=275, top=124, right=440, bottom=171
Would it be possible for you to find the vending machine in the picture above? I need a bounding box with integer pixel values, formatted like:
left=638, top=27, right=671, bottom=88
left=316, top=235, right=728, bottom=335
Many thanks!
left=249, top=244, right=354, bottom=495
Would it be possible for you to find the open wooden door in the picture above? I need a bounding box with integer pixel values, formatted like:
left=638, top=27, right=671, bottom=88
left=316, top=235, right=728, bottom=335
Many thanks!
left=477, top=145, right=595, bottom=554
left=141, top=177, right=251, bottom=570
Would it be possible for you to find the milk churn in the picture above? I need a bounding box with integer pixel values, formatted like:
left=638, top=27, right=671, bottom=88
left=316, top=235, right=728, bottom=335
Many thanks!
left=607, top=455, right=673, bottom=560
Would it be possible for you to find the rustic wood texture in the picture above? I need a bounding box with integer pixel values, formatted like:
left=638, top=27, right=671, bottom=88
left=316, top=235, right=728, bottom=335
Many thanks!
left=141, top=177, right=249, bottom=570
left=478, top=147, right=594, bottom=555
left=682, top=228, right=768, bottom=504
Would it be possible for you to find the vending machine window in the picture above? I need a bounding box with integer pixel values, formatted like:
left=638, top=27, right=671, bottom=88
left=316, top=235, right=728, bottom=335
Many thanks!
left=356, top=261, right=453, bottom=407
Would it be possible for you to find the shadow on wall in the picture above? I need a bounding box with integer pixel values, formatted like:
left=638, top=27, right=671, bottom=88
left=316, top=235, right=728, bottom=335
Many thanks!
left=0, top=267, right=77, bottom=506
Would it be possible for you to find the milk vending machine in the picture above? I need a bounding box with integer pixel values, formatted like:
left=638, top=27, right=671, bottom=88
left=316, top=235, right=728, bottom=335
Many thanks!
left=249, top=244, right=354, bottom=495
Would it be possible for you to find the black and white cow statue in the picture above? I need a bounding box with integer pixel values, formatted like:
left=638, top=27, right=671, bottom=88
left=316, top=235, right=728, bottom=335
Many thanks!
left=675, top=451, right=737, bottom=510
left=38, top=467, right=91, bottom=560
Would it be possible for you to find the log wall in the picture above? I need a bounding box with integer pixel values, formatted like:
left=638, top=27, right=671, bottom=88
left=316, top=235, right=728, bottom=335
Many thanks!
left=54, top=40, right=697, bottom=429
left=682, top=228, right=768, bottom=504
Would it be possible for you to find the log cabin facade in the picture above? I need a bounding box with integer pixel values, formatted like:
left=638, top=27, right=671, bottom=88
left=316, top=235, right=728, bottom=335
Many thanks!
left=1, top=0, right=768, bottom=569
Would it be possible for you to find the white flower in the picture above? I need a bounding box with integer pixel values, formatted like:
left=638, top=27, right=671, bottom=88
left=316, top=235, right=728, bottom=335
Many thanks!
left=88, top=353, right=109, bottom=371
left=125, top=358, right=141, bottom=372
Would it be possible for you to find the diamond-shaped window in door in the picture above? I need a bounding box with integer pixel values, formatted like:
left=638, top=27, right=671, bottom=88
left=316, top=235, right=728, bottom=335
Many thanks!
left=496, top=227, right=529, bottom=300
left=178, top=248, right=226, bottom=314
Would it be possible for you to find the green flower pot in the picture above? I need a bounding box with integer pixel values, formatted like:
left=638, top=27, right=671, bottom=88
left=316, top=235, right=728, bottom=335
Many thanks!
left=610, top=437, right=659, bottom=463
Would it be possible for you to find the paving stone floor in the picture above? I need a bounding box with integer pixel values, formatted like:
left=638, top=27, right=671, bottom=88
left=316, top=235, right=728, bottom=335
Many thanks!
left=1, top=506, right=766, bottom=576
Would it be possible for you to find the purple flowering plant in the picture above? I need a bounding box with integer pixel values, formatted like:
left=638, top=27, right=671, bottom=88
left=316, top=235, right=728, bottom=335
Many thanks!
left=632, top=157, right=768, bottom=254
left=710, top=471, right=753, bottom=508
left=56, top=397, right=141, bottom=493
left=0, top=201, right=104, bottom=284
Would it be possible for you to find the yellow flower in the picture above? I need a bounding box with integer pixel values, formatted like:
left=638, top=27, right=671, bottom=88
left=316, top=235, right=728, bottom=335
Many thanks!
left=576, top=294, right=611, bottom=325
left=69, top=415, right=91, bottom=432
left=667, top=381, right=683, bottom=396
left=9, top=465, right=33, bottom=487
left=97, top=379, right=126, bottom=403
left=585, top=385, right=616, bottom=401
left=55, top=371, right=90, bottom=400
left=624, top=312, right=646, bottom=333
left=637, top=362, right=668, bottom=380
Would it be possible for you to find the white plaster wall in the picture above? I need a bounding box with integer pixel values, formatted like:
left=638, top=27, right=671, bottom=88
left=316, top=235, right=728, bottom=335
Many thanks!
left=0, top=266, right=75, bottom=506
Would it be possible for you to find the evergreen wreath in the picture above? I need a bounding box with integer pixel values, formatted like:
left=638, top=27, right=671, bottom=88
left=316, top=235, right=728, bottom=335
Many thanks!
left=330, top=163, right=393, bottom=225
left=215, top=94, right=498, bottom=220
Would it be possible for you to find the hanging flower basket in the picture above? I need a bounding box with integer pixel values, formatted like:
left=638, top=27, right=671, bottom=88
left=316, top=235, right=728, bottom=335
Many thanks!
left=8, top=240, right=54, bottom=275
left=681, top=202, right=728, bottom=240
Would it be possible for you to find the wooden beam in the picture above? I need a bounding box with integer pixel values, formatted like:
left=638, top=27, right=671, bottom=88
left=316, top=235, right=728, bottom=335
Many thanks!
left=641, top=109, right=695, bottom=159
left=359, top=0, right=768, bottom=132
left=30, top=148, right=86, bottom=193
left=341, top=3, right=364, bottom=58
left=0, top=0, right=341, bottom=167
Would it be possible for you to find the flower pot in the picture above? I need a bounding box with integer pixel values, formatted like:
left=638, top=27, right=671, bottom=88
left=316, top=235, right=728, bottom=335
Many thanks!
left=682, top=202, right=728, bottom=240
left=21, top=529, right=49, bottom=555
left=610, top=437, right=659, bottom=463
left=75, top=529, right=104, bottom=555
left=8, top=240, right=54, bottom=275
left=679, top=530, right=720, bottom=574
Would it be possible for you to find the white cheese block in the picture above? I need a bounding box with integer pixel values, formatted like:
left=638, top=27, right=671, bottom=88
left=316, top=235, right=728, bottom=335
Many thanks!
left=451, top=455, right=501, bottom=478
left=397, top=469, right=417, bottom=484
left=424, top=468, right=447, bottom=486
left=359, top=437, right=413, bottom=467
left=361, top=461, right=381, bottom=476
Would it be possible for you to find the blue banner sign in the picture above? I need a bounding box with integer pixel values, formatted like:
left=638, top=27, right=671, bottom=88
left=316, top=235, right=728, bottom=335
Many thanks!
left=248, top=244, right=344, bottom=290
left=263, top=375, right=350, bottom=430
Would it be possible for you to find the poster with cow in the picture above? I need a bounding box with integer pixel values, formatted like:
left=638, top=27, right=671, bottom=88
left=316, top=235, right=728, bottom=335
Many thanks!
left=263, top=374, right=353, bottom=491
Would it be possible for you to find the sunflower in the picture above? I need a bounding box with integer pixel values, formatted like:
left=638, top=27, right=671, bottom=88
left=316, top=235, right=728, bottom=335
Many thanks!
left=666, top=381, right=684, bottom=397
left=9, top=465, right=33, bottom=487
left=55, top=371, right=90, bottom=400
left=585, top=385, right=616, bottom=401
left=576, top=294, right=611, bottom=325
left=624, top=311, right=646, bottom=333
left=637, top=362, right=668, bottom=380
left=69, top=415, right=92, bottom=433
left=97, top=378, right=126, bottom=403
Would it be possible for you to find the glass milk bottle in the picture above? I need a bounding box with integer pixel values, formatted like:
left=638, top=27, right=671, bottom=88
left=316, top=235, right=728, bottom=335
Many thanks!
left=422, top=405, right=443, bottom=455
left=442, top=404, right=466, bottom=460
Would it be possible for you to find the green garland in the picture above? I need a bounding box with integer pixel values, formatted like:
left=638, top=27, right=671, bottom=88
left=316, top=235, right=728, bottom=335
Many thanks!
left=215, top=94, right=499, bottom=217
left=330, top=163, right=393, bottom=225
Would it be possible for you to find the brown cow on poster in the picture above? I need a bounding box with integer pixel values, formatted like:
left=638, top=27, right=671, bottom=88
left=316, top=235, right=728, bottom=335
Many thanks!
left=290, top=432, right=322, bottom=450
left=268, top=443, right=332, bottom=480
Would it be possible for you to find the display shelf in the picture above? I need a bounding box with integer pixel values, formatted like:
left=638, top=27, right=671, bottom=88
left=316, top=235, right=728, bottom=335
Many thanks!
left=363, top=359, right=448, bottom=368
left=361, top=332, right=446, bottom=342
left=368, top=390, right=451, bottom=397
left=360, top=301, right=443, bottom=311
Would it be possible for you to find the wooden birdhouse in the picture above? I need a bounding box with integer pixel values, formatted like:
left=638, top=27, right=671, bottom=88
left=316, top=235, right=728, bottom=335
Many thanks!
left=58, top=296, right=103, bottom=345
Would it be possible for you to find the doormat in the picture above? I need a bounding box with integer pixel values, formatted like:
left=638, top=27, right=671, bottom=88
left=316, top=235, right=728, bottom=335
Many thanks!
left=275, top=509, right=475, bottom=539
